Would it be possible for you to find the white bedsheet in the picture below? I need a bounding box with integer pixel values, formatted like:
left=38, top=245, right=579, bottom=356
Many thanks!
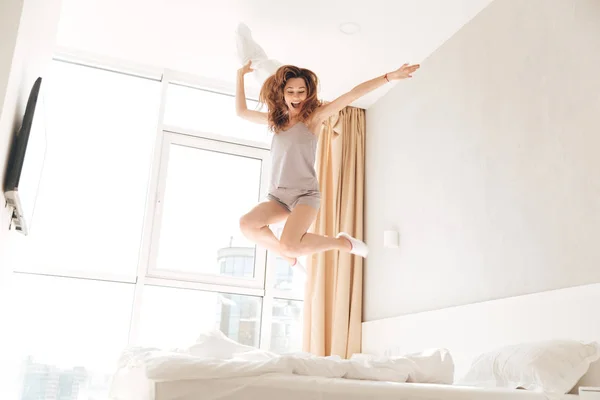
left=112, top=345, right=453, bottom=383
left=109, top=331, right=454, bottom=400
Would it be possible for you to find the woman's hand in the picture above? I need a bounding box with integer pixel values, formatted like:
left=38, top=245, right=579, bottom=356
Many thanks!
left=238, top=60, right=254, bottom=75
left=388, top=63, right=420, bottom=80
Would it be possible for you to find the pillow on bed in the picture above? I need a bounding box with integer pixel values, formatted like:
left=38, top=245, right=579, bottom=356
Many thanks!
left=456, top=340, right=600, bottom=394
left=186, top=329, right=256, bottom=359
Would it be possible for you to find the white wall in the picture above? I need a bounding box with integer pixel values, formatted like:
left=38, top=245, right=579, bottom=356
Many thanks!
left=0, top=0, right=62, bottom=396
left=0, top=3, right=24, bottom=261
left=0, top=0, right=62, bottom=270
left=364, top=0, right=600, bottom=321
left=0, top=1, right=23, bottom=116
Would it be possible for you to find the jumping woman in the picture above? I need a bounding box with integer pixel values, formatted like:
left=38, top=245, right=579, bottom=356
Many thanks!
left=236, top=61, right=420, bottom=268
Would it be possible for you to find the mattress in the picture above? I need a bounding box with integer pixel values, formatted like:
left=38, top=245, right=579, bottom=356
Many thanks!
left=110, top=368, right=579, bottom=400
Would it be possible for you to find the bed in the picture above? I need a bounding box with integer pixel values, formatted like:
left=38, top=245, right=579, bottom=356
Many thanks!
left=109, top=282, right=600, bottom=400
left=111, top=372, right=580, bottom=400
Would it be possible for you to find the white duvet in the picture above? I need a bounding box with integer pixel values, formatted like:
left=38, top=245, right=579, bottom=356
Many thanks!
left=112, top=330, right=454, bottom=385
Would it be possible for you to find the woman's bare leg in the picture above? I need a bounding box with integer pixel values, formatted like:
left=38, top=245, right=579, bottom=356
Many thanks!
left=239, top=201, right=295, bottom=264
left=279, top=204, right=351, bottom=259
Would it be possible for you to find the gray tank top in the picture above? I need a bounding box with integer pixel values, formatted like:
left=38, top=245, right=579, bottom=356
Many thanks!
left=269, top=122, right=319, bottom=191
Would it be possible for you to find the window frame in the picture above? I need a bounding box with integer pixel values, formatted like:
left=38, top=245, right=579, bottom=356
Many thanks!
left=145, top=130, right=271, bottom=289
left=10, top=54, right=305, bottom=356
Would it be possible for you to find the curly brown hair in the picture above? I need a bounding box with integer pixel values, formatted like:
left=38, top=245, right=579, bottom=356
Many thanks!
left=258, top=65, right=322, bottom=133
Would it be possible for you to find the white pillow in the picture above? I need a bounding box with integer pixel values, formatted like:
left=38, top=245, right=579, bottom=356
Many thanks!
left=235, top=22, right=282, bottom=84
left=456, top=340, right=600, bottom=394
left=186, top=329, right=256, bottom=359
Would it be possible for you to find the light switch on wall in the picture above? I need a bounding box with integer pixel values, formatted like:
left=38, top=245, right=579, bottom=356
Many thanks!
left=383, top=230, right=399, bottom=248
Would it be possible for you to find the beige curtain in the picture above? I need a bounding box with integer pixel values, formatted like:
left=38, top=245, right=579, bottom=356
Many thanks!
left=302, top=106, right=365, bottom=358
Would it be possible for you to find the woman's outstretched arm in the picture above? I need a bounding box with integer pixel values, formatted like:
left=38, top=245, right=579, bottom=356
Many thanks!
left=312, top=63, right=420, bottom=123
left=236, top=61, right=268, bottom=125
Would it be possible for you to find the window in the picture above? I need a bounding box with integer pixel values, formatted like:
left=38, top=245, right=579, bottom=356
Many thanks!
left=163, top=82, right=271, bottom=145
left=137, top=285, right=262, bottom=349
left=9, top=274, right=133, bottom=400
left=8, top=60, right=161, bottom=280
left=148, top=132, right=269, bottom=285
left=6, top=60, right=306, bottom=400
left=273, top=255, right=306, bottom=296
left=270, top=299, right=303, bottom=354
left=267, top=221, right=307, bottom=299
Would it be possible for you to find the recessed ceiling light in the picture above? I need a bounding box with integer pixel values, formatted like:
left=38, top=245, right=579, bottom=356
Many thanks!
left=339, top=22, right=361, bottom=35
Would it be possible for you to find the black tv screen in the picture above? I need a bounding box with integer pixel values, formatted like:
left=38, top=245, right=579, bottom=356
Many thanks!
left=3, top=76, right=47, bottom=235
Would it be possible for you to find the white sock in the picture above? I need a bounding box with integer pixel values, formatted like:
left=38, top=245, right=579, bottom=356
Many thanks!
left=336, top=232, right=369, bottom=258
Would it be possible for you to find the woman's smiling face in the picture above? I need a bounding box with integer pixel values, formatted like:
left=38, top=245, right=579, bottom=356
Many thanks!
left=284, top=77, right=307, bottom=116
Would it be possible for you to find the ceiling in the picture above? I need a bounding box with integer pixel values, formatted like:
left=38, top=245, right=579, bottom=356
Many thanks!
left=55, top=0, right=495, bottom=109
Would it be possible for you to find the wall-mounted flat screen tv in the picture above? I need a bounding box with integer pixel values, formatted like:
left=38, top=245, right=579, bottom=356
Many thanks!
left=3, top=76, right=47, bottom=235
